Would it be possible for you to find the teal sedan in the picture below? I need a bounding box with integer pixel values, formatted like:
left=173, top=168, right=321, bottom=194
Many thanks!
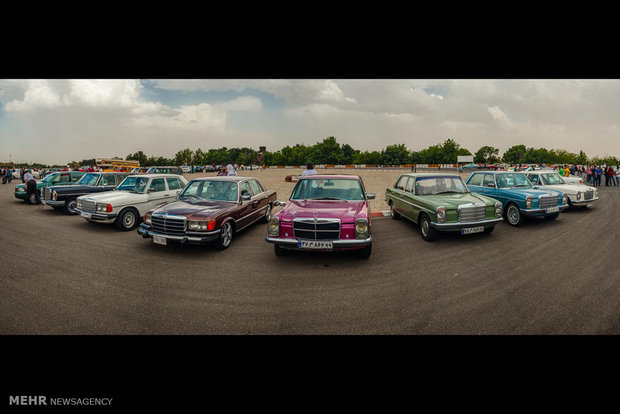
left=14, top=171, right=85, bottom=204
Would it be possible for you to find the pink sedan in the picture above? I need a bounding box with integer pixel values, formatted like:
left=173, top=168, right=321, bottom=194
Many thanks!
left=265, top=175, right=374, bottom=258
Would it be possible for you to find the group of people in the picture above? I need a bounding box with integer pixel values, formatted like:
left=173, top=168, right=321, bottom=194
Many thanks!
left=581, top=165, right=619, bottom=187
left=1, top=168, right=15, bottom=184
left=216, top=164, right=238, bottom=177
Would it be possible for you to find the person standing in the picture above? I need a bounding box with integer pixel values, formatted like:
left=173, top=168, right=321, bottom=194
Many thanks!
left=302, top=163, right=318, bottom=176
left=23, top=169, right=41, bottom=204
left=595, top=166, right=602, bottom=186
left=615, top=166, right=620, bottom=186
left=226, top=164, right=237, bottom=176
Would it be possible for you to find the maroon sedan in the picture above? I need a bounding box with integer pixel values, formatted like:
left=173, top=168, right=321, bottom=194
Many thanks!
left=137, top=176, right=276, bottom=249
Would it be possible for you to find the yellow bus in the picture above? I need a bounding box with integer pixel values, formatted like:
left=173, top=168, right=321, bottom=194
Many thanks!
left=95, top=158, right=140, bottom=172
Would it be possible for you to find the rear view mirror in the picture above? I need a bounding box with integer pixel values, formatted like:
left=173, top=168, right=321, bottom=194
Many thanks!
left=366, top=193, right=376, bottom=199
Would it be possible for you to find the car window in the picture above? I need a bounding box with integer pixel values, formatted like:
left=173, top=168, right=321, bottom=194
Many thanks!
left=148, top=178, right=166, bottom=192
left=115, top=174, right=127, bottom=186
left=528, top=174, right=539, bottom=184
left=404, top=177, right=414, bottom=192
left=249, top=179, right=263, bottom=195
left=101, top=174, right=117, bottom=187
left=468, top=173, right=483, bottom=186
left=240, top=181, right=252, bottom=198
left=396, top=176, right=408, bottom=190
left=71, top=173, right=82, bottom=182
left=166, top=177, right=182, bottom=190
left=60, top=173, right=71, bottom=183
left=483, top=174, right=495, bottom=187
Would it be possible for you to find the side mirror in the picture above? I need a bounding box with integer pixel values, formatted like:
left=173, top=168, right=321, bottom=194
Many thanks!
left=176, top=190, right=181, bottom=195
left=241, top=193, right=251, bottom=201
left=366, top=193, right=376, bottom=199
left=274, top=200, right=287, bottom=207
left=147, top=188, right=155, bottom=193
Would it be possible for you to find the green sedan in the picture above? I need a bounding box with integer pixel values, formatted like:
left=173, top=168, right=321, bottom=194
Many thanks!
left=385, top=173, right=504, bottom=241
left=14, top=171, right=85, bottom=204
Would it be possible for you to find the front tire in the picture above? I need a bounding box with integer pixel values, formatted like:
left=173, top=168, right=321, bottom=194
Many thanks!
left=505, top=203, right=524, bottom=226
left=63, top=198, right=78, bottom=215
left=214, top=221, right=234, bottom=250
left=419, top=213, right=439, bottom=241
left=274, top=244, right=287, bottom=256
left=389, top=201, right=400, bottom=220
left=355, top=244, right=372, bottom=258
left=115, top=208, right=138, bottom=231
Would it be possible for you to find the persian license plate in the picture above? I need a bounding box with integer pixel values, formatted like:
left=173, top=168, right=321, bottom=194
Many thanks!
left=153, top=235, right=167, bottom=245
left=298, top=240, right=333, bottom=249
left=545, top=206, right=559, bottom=213
left=81, top=211, right=91, bottom=218
left=461, top=226, right=484, bottom=235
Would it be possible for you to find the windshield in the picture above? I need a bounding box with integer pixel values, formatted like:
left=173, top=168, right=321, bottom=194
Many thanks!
left=496, top=173, right=532, bottom=188
left=41, top=173, right=59, bottom=183
left=291, top=178, right=364, bottom=201
left=77, top=173, right=100, bottom=186
left=415, top=176, right=468, bottom=195
left=180, top=180, right=238, bottom=202
left=117, top=176, right=149, bottom=193
left=541, top=173, right=565, bottom=185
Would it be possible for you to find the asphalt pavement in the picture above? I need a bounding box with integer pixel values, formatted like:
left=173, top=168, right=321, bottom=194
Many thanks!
left=1, top=181, right=619, bottom=334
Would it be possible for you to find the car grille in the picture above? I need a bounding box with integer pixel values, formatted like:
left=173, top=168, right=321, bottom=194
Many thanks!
left=152, top=215, right=187, bottom=235
left=44, top=188, right=52, bottom=201
left=81, top=199, right=96, bottom=213
left=585, top=189, right=594, bottom=200
left=293, top=218, right=340, bottom=240
left=458, top=204, right=486, bottom=223
left=539, top=195, right=558, bottom=209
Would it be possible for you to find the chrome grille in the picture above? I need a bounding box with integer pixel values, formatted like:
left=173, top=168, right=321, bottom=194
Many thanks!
left=82, top=199, right=96, bottom=213
left=458, top=204, right=486, bottom=223
left=293, top=218, right=340, bottom=240
left=152, top=215, right=186, bottom=235
left=44, top=188, right=52, bottom=201
left=585, top=189, right=594, bottom=200
left=539, top=195, right=558, bottom=209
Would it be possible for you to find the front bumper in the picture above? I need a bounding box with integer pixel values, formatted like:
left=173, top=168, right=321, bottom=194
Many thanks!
left=570, top=196, right=599, bottom=206
left=76, top=208, right=117, bottom=222
left=14, top=191, right=26, bottom=200
left=137, top=224, right=221, bottom=244
left=521, top=204, right=568, bottom=217
left=265, top=235, right=373, bottom=250
left=430, top=217, right=503, bottom=230
left=43, top=199, right=66, bottom=207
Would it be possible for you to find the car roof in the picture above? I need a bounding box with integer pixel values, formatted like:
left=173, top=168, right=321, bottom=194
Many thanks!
left=128, top=174, right=185, bottom=178
left=299, top=174, right=361, bottom=179
left=400, top=173, right=461, bottom=178
left=188, top=176, right=253, bottom=182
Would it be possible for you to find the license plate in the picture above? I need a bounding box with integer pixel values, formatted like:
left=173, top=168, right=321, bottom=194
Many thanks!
left=545, top=206, right=559, bottom=213
left=461, top=226, right=484, bottom=235
left=81, top=212, right=91, bottom=218
left=153, top=235, right=167, bottom=245
left=298, top=240, right=333, bottom=249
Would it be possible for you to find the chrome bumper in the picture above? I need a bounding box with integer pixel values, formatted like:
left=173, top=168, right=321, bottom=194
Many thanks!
left=570, top=196, right=598, bottom=206
left=138, top=225, right=221, bottom=244
left=76, top=209, right=117, bottom=222
left=43, top=199, right=65, bottom=207
left=431, top=217, right=503, bottom=229
left=521, top=204, right=568, bottom=216
left=265, top=235, right=373, bottom=248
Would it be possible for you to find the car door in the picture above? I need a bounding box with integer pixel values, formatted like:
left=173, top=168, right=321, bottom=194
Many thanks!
left=478, top=173, right=497, bottom=196
left=391, top=175, right=409, bottom=215
left=236, top=180, right=255, bottom=230
left=400, top=176, right=417, bottom=220
left=248, top=179, right=268, bottom=221
left=466, top=172, right=484, bottom=193
left=146, top=177, right=171, bottom=211
left=165, top=177, right=184, bottom=198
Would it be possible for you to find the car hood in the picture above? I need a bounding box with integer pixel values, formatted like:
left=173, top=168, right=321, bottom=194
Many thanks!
left=79, top=191, right=146, bottom=204
left=496, top=187, right=562, bottom=198
left=151, top=199, right=234, bottom=219
left=533, top=184, right=586, bottom=195
left=428, top=192, right=496, bottom=209
left=277, top=199, right=368, bottom=222
left=48, top=184, right=95, bottom=193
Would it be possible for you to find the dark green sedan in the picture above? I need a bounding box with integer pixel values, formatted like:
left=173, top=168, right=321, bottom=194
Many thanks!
left=385, top=173, right=504, bottom=241
left=14, top=171, right=85, bottom=204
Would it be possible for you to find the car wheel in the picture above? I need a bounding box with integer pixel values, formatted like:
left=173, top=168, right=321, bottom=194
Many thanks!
left=484, top=226, right=495, bottom=234
left=355, top=244, right=372, bottom=259
left=63, top=198, right=78, bottom=215
left=261, top=203, right=272, bottom=223
left=28, top=193, right=37, bottom=204
left=419, top=213, right=438, bottom=241
left=544, top=213, right=560, bottom=220
left=274, top=244, right=287, bottom=256
left=389, top=201, right=400, bottom=220
left=215, top=221, right=233, bottom=250
left=505, top=203, right=523, bottom=226
left=115, top=208, right=138, bottom=231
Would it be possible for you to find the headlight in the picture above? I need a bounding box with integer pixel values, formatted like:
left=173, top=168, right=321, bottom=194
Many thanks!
left=267, top=217, right=280, bottom=236
left=594, top=190, right=598, bottom=198
left=96, top=203, right=113, bottom=212
left=562, top=193, right=567, bottom=205
left=52, top=190, right=57, bottom=200
left=77, top=199, right=82, bottom=209
left=187, top=219, right=215, bottom=232
left=436, top=206, right=446, bottom=223
left=495, top=201, right=503, bottom=217
left=576, top=191, right=582, bottom=201
left=526, top=196, right=532, bottom=209
left=17, top=186, right=25, bottom=192
left=145, top=212, right=152, bottom=225
left=355, top=218, right=369, bottom=239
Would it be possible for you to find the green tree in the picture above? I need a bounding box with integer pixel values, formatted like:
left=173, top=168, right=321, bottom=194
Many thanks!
left=126, top=151, right=148, bottom=166
left=381, top=144, right=411, bottom=165
left=174, top=148, right=193, bottom=165
left=502, top=144, right=527, bottom=164
left=474, top=146, right=500, bottom=164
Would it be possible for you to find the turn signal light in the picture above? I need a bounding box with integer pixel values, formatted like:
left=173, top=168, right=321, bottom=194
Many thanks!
left=207, top=219, right=216, bottom=231
left=106, top=204, right=113, bottom=212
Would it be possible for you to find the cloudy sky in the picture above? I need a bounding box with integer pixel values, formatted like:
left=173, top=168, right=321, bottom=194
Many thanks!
left=0, top=79, right=619, bottom=165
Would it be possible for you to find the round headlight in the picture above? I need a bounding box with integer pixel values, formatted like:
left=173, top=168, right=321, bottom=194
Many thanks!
left=436, top=206, right=446, bottom=223
left=355, top=218, right=369, bottom=239
left=267, top=217, right=280, bottom=236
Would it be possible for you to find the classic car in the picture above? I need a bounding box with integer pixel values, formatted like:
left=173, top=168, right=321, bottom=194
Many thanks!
left=42, top=172, right=130, bottom=214
left=76, top=174, right=188, bottom=230
left=180, top=165, right=192, bottom=174
left=521, top=171, right=598, bottom=208
left=130, top=167, right=150, bottom=174
left=466, top=171, right=568, bottom=226
left=385, top=173, right=503, bottom=241
left=14, top=171, right=85, bottom=204
left=146, top=166, right=183, bottom=175
left=137, top=176, right=276, bottom=249
left=265, top=175, right=374, bottom=258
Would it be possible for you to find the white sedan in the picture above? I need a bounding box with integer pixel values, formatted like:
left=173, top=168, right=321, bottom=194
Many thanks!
left=521, top=171, right=598, bottom=208
left=76, top=174, right=188, bottom=230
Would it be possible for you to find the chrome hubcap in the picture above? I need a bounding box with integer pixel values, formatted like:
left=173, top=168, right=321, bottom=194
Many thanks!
left=123, top=213, right=135, bottom=228
left=222, top=223, right=232, bottom=246
left=422, top=219, right=429, bottom=236
left=508, top=207, right=519, bottom=224
left=390, top=204, right=395, bottom=216
left=67, top=201, right=77, bottom=213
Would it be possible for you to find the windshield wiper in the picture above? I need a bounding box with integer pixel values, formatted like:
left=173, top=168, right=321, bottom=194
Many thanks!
left=514, top=185, right=531, bottom=187
left=179, top=194, right=205, bottom=201
left=308, top=197, right=348, bottom=201
left=433, top=191, right=465, bottom=194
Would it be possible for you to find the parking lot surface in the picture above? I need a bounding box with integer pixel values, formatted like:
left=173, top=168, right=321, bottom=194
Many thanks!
left=1, top=181, right=618, bottom=334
